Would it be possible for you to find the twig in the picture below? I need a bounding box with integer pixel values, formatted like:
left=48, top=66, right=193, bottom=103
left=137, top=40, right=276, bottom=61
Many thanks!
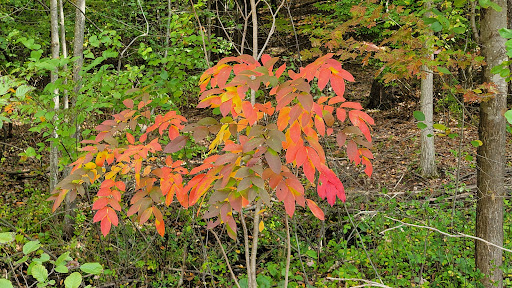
left=116, top=0, right=148, bottom=72
left=344, top=204, right=384, bottom=284
left=383, top=216, right=512, bottom=253
left=284, top=214, right=291, bottom=288
left=188, top=0, right=210, bottom=66
left=326, top=277, right=393, bottom=288
left=211, top=229, right=241, bottom=288
left=239, top=210, right=252, bottom=287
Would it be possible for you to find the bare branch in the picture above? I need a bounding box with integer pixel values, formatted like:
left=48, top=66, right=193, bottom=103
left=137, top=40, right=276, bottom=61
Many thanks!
left=326, top=277, right=393, bottom=288
left=383, top=216, right=512, bottom=253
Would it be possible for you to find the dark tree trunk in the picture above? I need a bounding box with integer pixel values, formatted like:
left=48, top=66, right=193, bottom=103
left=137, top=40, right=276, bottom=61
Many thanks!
left=476, top=1, right=507, bottom=287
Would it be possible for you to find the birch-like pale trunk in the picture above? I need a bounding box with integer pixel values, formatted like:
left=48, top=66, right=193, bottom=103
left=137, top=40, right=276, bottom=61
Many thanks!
left=49, top=0, right=60, bottom=192
left=420, top=0, right=437, bottom=178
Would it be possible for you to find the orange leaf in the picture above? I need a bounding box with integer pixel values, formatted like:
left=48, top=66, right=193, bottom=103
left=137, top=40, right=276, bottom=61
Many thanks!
left=100, top=218, right=112, bottom=236
left=306, top=199, right=325, bottom=220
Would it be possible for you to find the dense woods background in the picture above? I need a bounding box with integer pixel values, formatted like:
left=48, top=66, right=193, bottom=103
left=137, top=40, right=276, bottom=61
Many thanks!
left=1, top=0, right=512, bottom=287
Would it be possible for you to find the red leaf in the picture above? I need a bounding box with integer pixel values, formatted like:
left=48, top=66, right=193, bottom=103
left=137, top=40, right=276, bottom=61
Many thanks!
left=336, top=108, right=346, bottom=122
left=275, top=63, right=286, bottom=78
left=298, top=93, right=313, bottom=112
left=290, top=121, right=301, bottom=143
left=330, top=73, right=346, bottom=99
left=303, top=159, right=315, bottom=183
left=163, top=135, right=187, bottom=153
left=127, top=133, right=135, bottom=144
left=93, top=207, right=107, bottom=223
left=107, top=207, right=119, bottom=226
left=217, top=66, right=232, bottom=88
left=336, top=131, right=347, bottom=147
left=362, top=156, right=373, bottom=177
left=314, top=115, right=325, bottom=136
left=340, top=102, right=363, bottom=110
left=338, top=68, right=355, bottom=82
left=92, top=197, right=108, bottom=210
left=347, top=140, right=360, bottom=164
left=242, top=101, right=258, bottom=125
left=100, top=218, right=112, bottom=236
left=318, top=68, right=331, bottom=90
left=123, top=99, right=134, bottom=109
left=306, top=199, right=325, bottom=220
left=265, top=150, right=282, bottom=173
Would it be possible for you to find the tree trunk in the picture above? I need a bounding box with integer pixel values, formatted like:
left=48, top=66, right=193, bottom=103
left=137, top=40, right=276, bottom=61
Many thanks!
left=419, top=0, right=437, bottom=178
left=49, top=0, right=60, bottom=193
left=476, top=1, right=507, bottom=287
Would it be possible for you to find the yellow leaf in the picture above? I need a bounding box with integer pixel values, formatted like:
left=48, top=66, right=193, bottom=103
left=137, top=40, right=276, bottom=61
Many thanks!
left=259, top=220, right=265, bottom=232
left=84, top=162, right=97, bottom=170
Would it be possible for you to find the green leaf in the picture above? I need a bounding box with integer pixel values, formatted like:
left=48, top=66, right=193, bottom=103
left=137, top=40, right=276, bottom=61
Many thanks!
left=30, top=50, right=43, bottom=61
left=0, top=279, right=14, bottom=288
left=413, top=111, right=425, bottom=121
left=305, top=250, right=317, bottom=258
left=55, top=265, right=69, bottom=273
left=499, top=28, right=512, bottom=39
left=465, top=154, right=474, bottom=161
left=23, top=147, right=37, bottom=157
left=30, top=263, right=48, bottom=282
left=488, top=1, right=503, bottom=11
left=0, top=232, right=15, bottom=244
left=23, top=240, right=41, bottom=255
left=504, top=109, right=512, bottom=124
left=15, top=84, right=33, bottom=100
left=89, top=35, right=100, bottom=47
left=417, top=122, right=428, bottom=130
left=102, top=50, right=118, bottom=58
left=34, top=253, right=50, bottom=264
left=15, top=255, right=29, bottom=265
left=431, top=21, right=443, bottom=32
left=64, top=272, right=82, bottom=288
left=423, top=17, right=437, bottom=25
left=437, top=66, right=451, bottom=75
left=55, top=252, right=72, bottom=266
left=452, top=26, right=466, bottom=34
left=433, top=123, right=447, bottom=130
left=471, top=140, right=483, bottom=147
left=80, top=263, right=103, bottom=275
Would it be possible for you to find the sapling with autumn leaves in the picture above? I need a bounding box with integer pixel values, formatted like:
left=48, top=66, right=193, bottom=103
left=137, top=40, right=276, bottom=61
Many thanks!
left=48, top=54, right=375, bottom=239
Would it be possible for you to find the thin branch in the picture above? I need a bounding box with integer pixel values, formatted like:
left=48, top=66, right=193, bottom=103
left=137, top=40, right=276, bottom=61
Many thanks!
left=257, top=0, right=286, bottom=59
left=64, top=0, right=101, bottom=32
left=383, top=216, right=512, bottom=253
left=326, top=277, right=393, bottom=288
left=286, top=0, right=301, bottom=66
left=344, top=204, right=384, bottom=284
left=240, top=210, right=253, bottom=287
left=211, top=229, right=241, bottom=288
left=284, top=215, right=291, bottom=288
left=117, top=0, right=149, bottom=72
left=188, top=0, right=210, bottom=66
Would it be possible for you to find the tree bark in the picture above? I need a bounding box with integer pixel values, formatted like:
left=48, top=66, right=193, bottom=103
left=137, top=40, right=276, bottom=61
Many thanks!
left=49, top=0, right=60, bottom=193
left=419, top=0, right=437, bottom=178
left=476, top=1, right=507, bottom=287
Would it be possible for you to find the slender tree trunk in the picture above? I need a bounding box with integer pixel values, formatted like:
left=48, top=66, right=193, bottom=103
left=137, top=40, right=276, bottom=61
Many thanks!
left=249, top=0, right=258, bottom=105
left=420, top=59, right=436, bottom=177
left=420, top=0, right=437, bottom=178
left=58, top=0, right=68, bottom=109
left=49, top=0, right=60, bottom=192
left=73, top=0, right=85, bottom=97
left=62, top=0, right=85, bottom=240
left=164, top=0, right=171, bottom=59
left=476, top=1, right=507, bottom=287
